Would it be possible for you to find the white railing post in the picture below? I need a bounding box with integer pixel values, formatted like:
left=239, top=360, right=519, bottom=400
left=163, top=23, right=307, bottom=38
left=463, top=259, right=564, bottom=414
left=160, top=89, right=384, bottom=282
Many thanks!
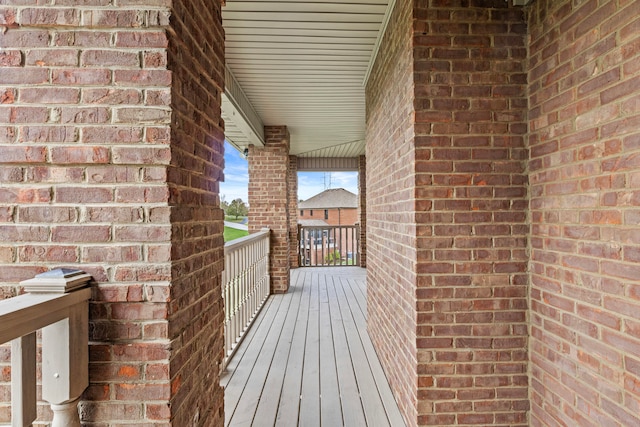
left=19, top=268, right=91, bottom=427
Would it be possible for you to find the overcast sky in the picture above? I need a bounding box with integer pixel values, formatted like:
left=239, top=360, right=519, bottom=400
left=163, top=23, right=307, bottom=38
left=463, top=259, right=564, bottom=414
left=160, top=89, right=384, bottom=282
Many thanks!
left=220, top=141, right=359, bottom=203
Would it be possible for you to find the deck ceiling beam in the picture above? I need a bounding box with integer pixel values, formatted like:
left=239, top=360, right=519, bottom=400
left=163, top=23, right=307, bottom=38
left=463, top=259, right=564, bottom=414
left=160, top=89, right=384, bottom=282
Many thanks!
left=222, top=65, right=265, bottom=150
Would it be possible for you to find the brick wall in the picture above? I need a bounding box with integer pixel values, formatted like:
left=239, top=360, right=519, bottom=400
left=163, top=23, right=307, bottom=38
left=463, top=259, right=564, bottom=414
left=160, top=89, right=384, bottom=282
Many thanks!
left=528, top=0, right=640, bottom=425
left=0, top=1, right=225, bottom=425
left=288, top=155, right=299, bottom=268
left=328, top=208, right=358, bottom=226
left=366, top=0, right=418, bottom=423
left=366, top=1, right=529, bottom=425
left=2, top=1, right=639, bottom=425
left=298, top=207, right=358, bottom=226
left=248, top=126, right=291, bottom=293
left=358, top=155, right=367, bottom=267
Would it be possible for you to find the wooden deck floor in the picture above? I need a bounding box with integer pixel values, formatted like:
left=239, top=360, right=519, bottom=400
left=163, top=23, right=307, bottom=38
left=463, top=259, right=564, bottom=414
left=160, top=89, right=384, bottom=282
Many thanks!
left=220, top=267, right=406, bottom=427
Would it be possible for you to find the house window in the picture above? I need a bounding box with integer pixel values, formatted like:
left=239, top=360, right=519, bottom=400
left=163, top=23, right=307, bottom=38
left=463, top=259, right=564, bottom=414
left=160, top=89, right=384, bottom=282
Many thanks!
left=324, top=209, right=329, bottom=220
left=300, top=210, right=304, bottom=216
left=310, top=210, right=313, bottom=216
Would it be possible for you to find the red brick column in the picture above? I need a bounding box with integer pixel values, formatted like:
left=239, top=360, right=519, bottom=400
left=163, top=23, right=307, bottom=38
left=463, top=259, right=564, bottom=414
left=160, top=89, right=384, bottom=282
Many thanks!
left=358, top=155, right=367, bottom=267
left=166, top=0, right=226, bottom=424
left=248, top=126, right=291, bottom=293
left=411, top=3, right=529, bottom=424
left=367, top=2, right=529, bottom=426
left=0, top=1, right=226, bottom=425
left=366, top=0, right=418, bottom=423
left=288, top=155, right=299, bottom=268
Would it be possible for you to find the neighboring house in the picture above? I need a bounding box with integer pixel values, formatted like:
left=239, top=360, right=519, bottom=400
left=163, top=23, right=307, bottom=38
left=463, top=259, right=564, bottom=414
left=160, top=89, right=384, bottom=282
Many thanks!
left=298, top=188, right=359, bottom=266
left=298, top=188, right=358, bottom=226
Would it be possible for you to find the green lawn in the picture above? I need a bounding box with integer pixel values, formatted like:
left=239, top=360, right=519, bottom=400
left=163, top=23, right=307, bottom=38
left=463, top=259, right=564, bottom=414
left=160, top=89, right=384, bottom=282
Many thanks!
left=224, top=226, right=249, bottom=242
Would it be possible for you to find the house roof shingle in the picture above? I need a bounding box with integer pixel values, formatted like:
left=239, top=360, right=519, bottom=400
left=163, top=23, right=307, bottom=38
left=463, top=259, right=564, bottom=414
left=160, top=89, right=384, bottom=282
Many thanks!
left=299, top=188, right=358, bottom=209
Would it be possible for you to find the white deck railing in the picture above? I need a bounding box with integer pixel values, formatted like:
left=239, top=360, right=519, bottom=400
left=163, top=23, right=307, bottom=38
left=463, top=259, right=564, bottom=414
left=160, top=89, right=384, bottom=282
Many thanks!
left=0, top=269, right=91, bottom=427
left=298, top=225, right=360, bottom=267
left=222, top=228, right=270, bottom=367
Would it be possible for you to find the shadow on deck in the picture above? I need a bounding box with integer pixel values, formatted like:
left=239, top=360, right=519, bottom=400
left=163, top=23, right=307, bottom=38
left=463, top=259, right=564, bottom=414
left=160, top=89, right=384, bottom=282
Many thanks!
left=220, top=267, right=406, bottom=426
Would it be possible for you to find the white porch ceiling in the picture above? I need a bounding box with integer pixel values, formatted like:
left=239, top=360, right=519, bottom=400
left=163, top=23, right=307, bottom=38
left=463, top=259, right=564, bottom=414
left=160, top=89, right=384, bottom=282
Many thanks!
left=221, top=0, right=532, bottom=157
left=221, top=0, right=392, bottom=158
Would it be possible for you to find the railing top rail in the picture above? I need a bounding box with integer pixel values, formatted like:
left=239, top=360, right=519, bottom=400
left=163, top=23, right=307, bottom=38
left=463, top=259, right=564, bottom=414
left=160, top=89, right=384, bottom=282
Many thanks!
left=2, top=269, right=92, bottom=426
left=0, top=288, right=91, bottom=345
left=300, top=225, right=358, bottom=228
left=224, top=228, right=270, bottom=254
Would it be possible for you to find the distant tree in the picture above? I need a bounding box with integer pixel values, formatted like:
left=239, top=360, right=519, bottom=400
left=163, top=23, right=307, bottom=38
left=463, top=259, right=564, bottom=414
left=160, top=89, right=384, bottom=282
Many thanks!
left=220, top=195, right=229, bottom=212
left=325, top=250, right=341, bottom=265
left=227, top=198, right=248, bottom=219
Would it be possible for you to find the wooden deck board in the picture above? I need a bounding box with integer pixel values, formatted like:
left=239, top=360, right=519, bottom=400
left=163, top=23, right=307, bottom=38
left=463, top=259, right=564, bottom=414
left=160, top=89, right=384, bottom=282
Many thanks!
left=223, top=296, right=284, bottom=425
left=342, top=277, right=407, bottom=426
left=252, top=271, right=306, bottom=426
left=299, top=272, right=321, bottom=426
left=275, top=270, right=311, bottom=426
left=221, top=296, right=275, bottom=389
left=225, top=289, right=294, bottom=426
left=318, top=273, right=343, bottom=427
left=225, top=292, right=290, bottom=426
left=327, top=274, right=367, bottom=427
left=223, top=267, right=406, bottom=427
left=333, top=275, right=390, bottom=427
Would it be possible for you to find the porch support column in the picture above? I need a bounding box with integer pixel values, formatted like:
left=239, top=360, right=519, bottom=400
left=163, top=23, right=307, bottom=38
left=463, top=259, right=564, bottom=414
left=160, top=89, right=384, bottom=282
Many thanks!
left=288, top=155, right=300, bottom=268
left=0, top=0, right=226, bottom=424
left=365, top=2, right=528, bottom=425
left=358, top=155, right=367, bottom=267
left=248, top=126, right=291, bottom=293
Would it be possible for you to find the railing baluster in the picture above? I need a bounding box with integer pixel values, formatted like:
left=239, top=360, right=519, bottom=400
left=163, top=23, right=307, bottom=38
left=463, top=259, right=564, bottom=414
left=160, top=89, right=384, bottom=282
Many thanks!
left=337, top=227, right=341, bottom=265
left=332, top=227, right=336, bottom=265
left=250, top=243, right=256, bottom=315
left=320, top=229, right=324, bottom=266
left=222, top=228, right=271, bottom=368
left=230, top=253, right=235, bottom=352
left=242, top=245, right=248, bottom=327
left=298, top=225, right=360, bottom=267
left=11, top=333, right=36, bottom=427
left=234, top=249, right=240, bottom=345
left=224, top=256, right=234, bottom=357
left=350, top=226, right=354, bottom=265
left=247, top=244, right=252, bottom=320
left=355, top=224, right=358, bottom=265
left=238, top=246, right=243, bottom=333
